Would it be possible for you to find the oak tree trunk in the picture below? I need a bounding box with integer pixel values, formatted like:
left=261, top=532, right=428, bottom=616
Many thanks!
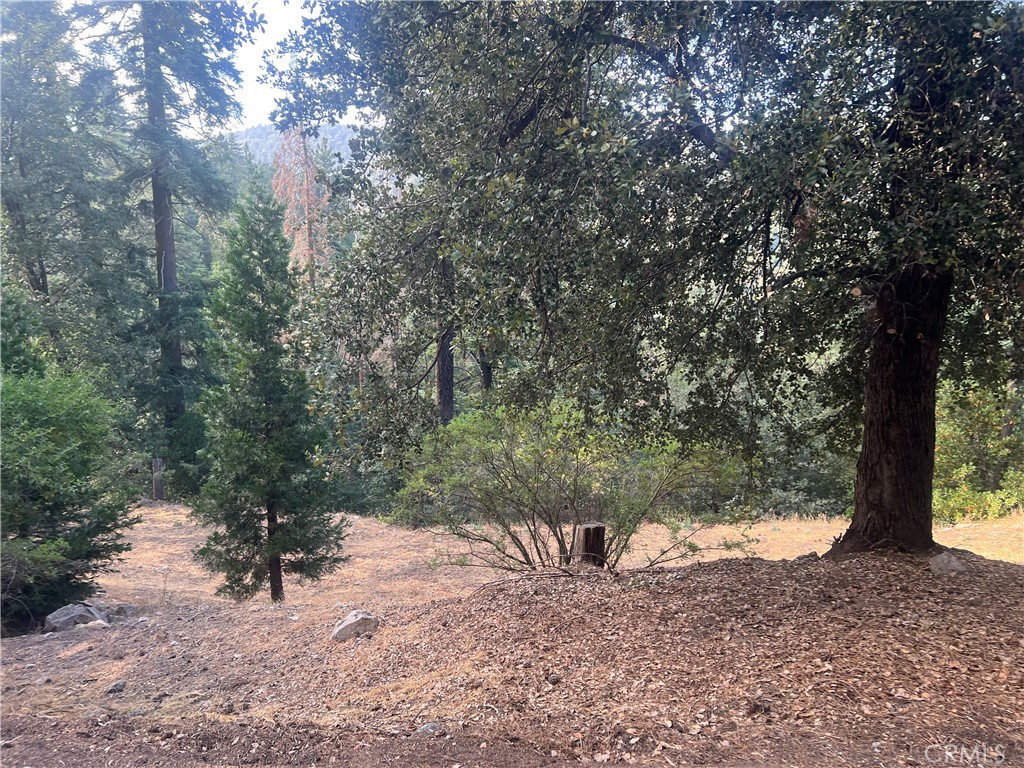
left=436, top=326, right=455, bottom=425
left=831, top=264, right=953, bottom=554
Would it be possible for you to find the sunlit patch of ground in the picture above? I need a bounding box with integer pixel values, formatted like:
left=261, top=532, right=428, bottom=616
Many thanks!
left=2, top=504, right=1021, bottom=767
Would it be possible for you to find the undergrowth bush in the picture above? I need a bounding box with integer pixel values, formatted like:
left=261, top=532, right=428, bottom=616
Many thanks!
left=396, top=403, right=747, bottom=570
left=1, top=372, right=138, bottom=634
left=933, top=381, right=1023, bottom=523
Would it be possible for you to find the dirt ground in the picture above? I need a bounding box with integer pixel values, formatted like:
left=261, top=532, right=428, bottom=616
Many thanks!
left=2, top=506, right=1022, bottom=767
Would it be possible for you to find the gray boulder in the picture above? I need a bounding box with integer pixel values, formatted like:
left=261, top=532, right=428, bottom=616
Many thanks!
left=44, top=604, right=110, bottom=632
left=930, top=551, right=968, bottom=576
left=330, top=610, right=380, bottom=642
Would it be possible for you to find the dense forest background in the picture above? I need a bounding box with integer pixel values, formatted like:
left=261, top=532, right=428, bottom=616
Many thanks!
left=2, top=1, right=1022, bottom=630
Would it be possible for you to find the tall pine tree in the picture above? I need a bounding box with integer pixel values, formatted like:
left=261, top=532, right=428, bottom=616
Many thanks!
left=85, top=1, right=262, bottom=489
left=194, top=190, right=346, bottom=602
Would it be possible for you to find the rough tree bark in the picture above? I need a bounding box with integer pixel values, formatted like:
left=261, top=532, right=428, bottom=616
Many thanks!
left=572, top=523, right=607, bottom=567
left=830, top=265, right=954, bottom=554
left=435, top=255, right=455, bottom=425
left=435, top=326, right=455, bottom=425
left=141, top=3, right=184, bottom=427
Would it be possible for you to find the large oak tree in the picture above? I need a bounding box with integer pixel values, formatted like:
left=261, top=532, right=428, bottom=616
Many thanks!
left=276, top=2, right=1023, bottom=552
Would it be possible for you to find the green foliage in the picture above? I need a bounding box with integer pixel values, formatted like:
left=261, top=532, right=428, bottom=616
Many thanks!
left=0, top=279, right=45, bottom=376
left=1, top=2, right=151, bottom=390
left=277, top=2, right=1024, bottom=549
left=933, top=382, right=1024, bottom=522
left=1, top=372, right=138, bottom=633
left=193, top=189, right=347, bottom=601
left=397, top=403, right=744, bottom=571
left=1, top=2, right=260, bottom=498
left=165, top=408, right=209, bottom=499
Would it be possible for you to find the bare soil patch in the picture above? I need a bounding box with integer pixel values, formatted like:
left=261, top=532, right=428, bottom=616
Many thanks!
left=2, top=506, right=1022, bottom=767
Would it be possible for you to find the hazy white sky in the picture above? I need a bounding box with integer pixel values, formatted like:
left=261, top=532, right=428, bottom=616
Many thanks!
left=233, top=0, right=305, bottom=128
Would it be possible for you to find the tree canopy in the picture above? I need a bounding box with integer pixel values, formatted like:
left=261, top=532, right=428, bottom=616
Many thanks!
left=276, top=1, right=1024, bottom=551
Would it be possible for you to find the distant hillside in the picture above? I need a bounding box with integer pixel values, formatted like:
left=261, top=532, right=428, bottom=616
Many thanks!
left=232, top=124, right=356, bottom=166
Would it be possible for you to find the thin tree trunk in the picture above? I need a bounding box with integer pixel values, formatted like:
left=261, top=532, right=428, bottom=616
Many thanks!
left=831, top=264, right=953, bottom=554
left=4, top=160, right=48, bottom=296
left=267, top=500, right=285, bottom=602
left=303, top=134, right=317, bottom=288
left=200, top=230, right=213, bottom=272
left=142, top=4, right=184, bottom=427
left=992, top=381, right=1019, bottom=490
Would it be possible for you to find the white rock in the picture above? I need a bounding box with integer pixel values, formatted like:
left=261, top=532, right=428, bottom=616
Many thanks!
left=330, top=610, right=380, bottom=642
left=930, top=551, right=968, bottom=575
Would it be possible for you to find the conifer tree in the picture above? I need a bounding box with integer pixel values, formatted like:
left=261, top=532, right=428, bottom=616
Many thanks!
left=193, top=190, right=346, bottom=602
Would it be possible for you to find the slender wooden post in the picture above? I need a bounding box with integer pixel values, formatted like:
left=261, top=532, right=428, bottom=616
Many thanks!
left=152, top=458, right=164, bottom=501
left=572, top=523, right=606, bottom=568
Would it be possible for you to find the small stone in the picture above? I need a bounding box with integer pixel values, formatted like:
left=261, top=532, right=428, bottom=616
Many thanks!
left=106, top=680, right=126, bottom=695
left=330, top=610, right=380, bottom=642
left=930, top=552, right=967, bottom=575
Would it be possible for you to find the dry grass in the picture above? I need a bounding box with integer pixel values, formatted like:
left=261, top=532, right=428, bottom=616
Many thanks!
left=622, top=513, right=1024, bottom=566
left=2, top=505, right=1022, bottom=767
left=100, top=505, right=1024, bottom=612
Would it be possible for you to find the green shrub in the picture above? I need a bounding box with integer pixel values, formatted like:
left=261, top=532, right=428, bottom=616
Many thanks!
left=165, top=407, right=209, bottom=499
left=933, top=381, right=1023, bottom=522
left=397, top=402, right=744, bottom=570
left=1, top=372, right=138, bottom=633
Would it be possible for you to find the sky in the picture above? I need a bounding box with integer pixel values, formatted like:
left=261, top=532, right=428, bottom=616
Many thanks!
left=233, top=0, right=306, bottom=129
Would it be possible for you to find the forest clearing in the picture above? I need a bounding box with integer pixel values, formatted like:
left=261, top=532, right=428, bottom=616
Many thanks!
left=2, top=507, right=1022, bottom=767
left=4, top=2, right=1024, bottom=767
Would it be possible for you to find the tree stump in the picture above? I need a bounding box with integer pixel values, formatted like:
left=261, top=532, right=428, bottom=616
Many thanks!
left=572, top=523, right=606, bottom=568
